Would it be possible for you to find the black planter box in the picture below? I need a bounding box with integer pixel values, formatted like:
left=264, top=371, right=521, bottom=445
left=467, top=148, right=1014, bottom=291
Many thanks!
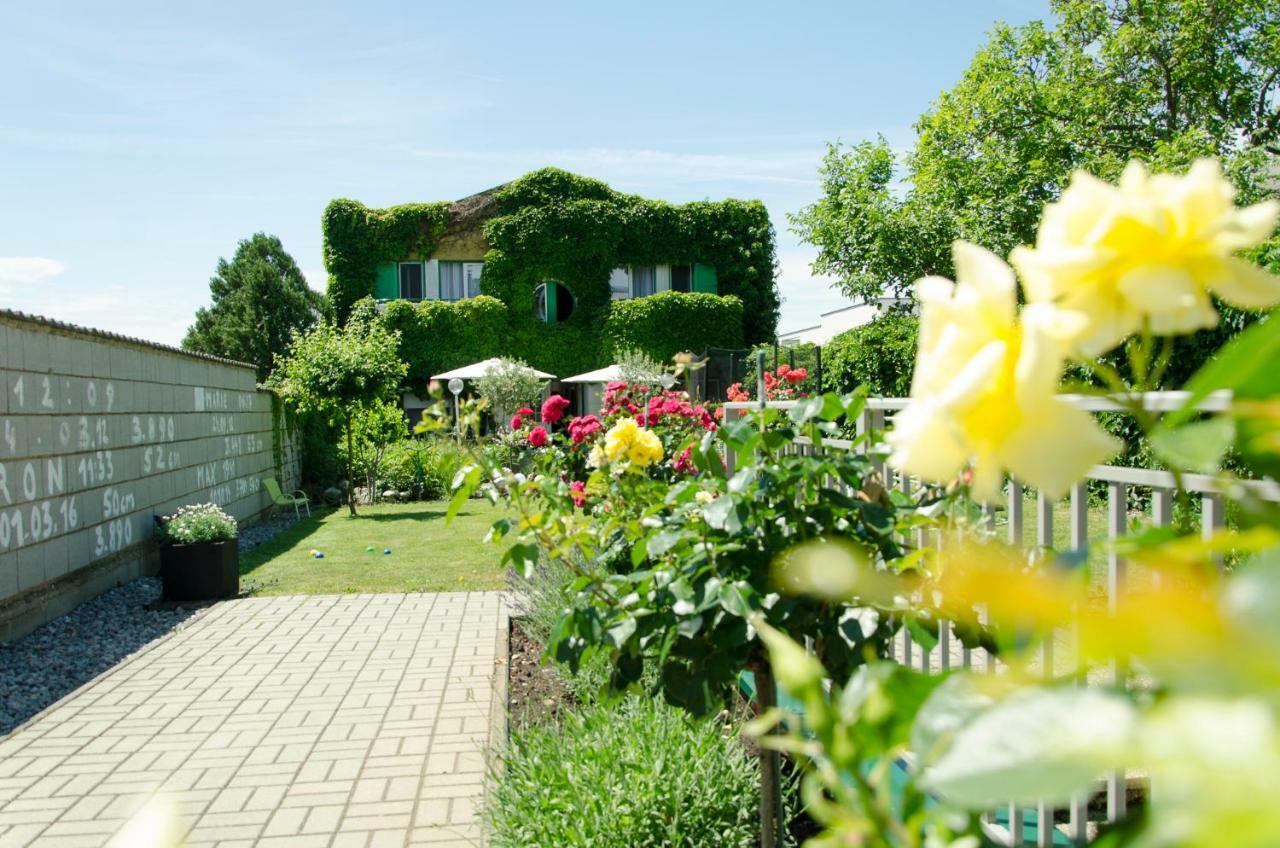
left=159, top=540, right=239, bottom=602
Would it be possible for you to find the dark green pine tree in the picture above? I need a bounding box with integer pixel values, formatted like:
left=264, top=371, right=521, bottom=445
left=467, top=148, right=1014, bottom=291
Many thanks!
left=183, top=233, right=326, bottom=380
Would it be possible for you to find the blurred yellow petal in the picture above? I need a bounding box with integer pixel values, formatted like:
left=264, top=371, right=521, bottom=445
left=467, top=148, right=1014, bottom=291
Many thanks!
left=999, top=401, right=1120, bottom=498
left=1205, top=257, right=1280, bottom=310
left=1017, top=158, right=1278, bottom=353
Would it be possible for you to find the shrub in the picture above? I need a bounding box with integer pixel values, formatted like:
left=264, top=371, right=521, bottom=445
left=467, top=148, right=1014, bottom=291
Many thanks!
left=512, top=555, right=616, bottom=706
left=486, top=697, right=760, bottom=848
left=820, top=309, right=919, bottom=397
left=602, top=292, right=744, bottom=362
left=473, top=358, right=548, bottom=424
left=370, top=438, right=473, bottom=500
left=614, top=346, right=664, bottom=385
left=158, top=504, right=238, bottom=544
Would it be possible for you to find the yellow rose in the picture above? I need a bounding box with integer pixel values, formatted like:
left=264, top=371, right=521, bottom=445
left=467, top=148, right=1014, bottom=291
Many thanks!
left=1012, top=159, right=1280, bottom=355
left=887, top=241, right=1120, bottom=501
left=603, top=418, right=638, bottom=463
left=628, top=428, right=664, bottom=468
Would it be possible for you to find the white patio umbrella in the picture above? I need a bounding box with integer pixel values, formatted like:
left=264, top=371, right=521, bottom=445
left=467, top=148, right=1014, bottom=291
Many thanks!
left=559, top=364, right=623, bottom=384
left=431, top=357, right=555, bottom=381
left=560, top=365, right=626, bottom=415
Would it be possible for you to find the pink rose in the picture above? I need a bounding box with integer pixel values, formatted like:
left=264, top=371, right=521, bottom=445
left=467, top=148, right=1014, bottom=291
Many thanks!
left=570, top=480, right=587, bottom=507
left=510, top=414, right=523, bottom=430
left=528, top=426, right=549, bottom=447
left=568, top=415, right=602, bottom=444
left=541, top=394, right=571, bottom=425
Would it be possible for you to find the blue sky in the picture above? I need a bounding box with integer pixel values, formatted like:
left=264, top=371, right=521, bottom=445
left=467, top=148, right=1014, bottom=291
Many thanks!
left=0, top=0, right=1051, bottom=346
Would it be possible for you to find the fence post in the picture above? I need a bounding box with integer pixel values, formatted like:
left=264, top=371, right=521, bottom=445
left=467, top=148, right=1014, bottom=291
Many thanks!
left=755, top=664, right=783, bottom=848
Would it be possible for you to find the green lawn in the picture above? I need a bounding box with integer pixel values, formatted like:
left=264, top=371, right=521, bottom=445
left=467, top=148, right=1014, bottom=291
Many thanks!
left=240, top=500, right=510, bottom=595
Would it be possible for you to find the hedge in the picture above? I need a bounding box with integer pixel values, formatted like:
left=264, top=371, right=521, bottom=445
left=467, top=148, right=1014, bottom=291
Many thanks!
left=601, top=292, right=744, bottom=363
left=820, top=310, right=920, bottom=398
left=378, top=295, right=508, bottom=383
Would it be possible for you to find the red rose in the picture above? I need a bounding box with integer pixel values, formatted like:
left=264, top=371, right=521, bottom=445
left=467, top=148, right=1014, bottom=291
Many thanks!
left=510, top=414, right=523, bottom=430
left=541, top=394, right=571, bottom=424
left=528, top=426, right=549, bottom=447
left=517, top=407, right=535, bottom=416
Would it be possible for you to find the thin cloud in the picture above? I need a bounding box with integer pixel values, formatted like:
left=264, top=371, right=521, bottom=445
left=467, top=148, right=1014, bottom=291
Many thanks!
left=0, top=257, right=67, bottom=297
left=407, top=146, right=820, bottom=187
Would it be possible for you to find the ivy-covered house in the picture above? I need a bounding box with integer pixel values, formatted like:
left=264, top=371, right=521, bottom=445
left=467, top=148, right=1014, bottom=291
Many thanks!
left=322, top=168, right=779, bottom=389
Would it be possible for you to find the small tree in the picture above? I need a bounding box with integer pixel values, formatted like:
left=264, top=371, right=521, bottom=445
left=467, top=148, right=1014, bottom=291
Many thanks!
left=347, top=400, right=408, bottom=503
left=473, top=358, right=547, bottom=427
left=274, top=321, right=406, bottom=515
left=613, top=347, right=665, bottom=386
left=183, top=233, right=325, bottom=380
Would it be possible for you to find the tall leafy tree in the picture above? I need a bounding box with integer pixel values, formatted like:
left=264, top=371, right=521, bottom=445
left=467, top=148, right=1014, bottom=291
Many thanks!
left=272, top=315, right=407, bottom=516
left=183, top=233, right=325, bottom=380
left=793, top=0, right=1280, bottom=309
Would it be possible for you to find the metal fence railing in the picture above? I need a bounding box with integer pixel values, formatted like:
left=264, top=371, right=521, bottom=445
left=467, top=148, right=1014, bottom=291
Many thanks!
left=721, top=391, right=1278, bottom=846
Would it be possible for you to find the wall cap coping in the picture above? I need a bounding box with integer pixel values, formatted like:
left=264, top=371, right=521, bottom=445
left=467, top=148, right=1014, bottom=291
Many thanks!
left=0, top=308, right=258, bottom=372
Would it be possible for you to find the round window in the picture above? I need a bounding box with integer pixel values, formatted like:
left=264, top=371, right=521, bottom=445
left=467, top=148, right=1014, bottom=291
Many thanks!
left=533, top=281, right=575, bottom=323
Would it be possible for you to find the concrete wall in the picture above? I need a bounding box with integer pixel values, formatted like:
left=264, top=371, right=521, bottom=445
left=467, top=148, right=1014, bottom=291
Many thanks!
left=0, top=311, right=299, bottom=641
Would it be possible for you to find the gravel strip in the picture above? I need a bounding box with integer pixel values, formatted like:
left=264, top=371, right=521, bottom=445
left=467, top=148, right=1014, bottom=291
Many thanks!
left=0, top=577, right=200, bottom=735
left=0, top=513, right=304, bottom=735
left=238, top=512, right=302, bottom=554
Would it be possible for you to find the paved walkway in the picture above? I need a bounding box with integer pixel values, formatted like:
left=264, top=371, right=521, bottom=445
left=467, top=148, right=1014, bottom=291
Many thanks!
left=0, top=592, right=507, bottom=848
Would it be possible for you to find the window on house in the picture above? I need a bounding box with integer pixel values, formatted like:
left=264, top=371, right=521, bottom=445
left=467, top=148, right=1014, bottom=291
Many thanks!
left=398, top=263, right=424, bottom=300
left=671, top=264, right=692, bottom=292
left=632, top=265, right=656, bottom=297
left=534, top=281, right=575, bottom=323
left=439, top=262, right=464, bottom=301
left=609, top=268, right=631, bottom=300
left=463, top=262, right=483, bottom=298
left=439, top=261, right=483, bottom=300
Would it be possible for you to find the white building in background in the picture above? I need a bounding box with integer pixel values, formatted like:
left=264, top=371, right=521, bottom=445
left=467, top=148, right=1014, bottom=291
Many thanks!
left=776, top=297, right=907, bottom=346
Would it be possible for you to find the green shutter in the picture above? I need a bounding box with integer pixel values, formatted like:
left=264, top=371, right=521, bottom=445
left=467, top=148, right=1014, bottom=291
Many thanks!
left=545, top=281, right=558, bottom=322
left=375, top=263, right=399, bottom=299
left=693, top=263, right=718, bottom=294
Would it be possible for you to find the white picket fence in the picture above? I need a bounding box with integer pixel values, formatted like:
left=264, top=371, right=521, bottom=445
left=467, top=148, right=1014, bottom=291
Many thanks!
left=722, top=391, right=1279, bottom=846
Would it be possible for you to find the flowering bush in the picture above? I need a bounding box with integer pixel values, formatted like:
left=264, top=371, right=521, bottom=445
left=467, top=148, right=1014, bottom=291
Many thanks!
left=747, top=159, right=1280, bottom=847
left=158, top=503, right=238, bottom=545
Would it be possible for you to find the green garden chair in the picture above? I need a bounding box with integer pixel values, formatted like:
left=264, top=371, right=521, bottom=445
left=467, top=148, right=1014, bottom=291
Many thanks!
left=264, top=478, right=310, bottom=519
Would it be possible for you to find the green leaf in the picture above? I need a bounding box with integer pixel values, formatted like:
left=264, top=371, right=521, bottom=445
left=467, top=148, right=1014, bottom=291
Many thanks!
left=905, top=615, right=939, bottom=652
left=483, top=518, right=512, bottom=544
left=911, top=673, right=996, bottom=765
left=646, top=529, right=684, bottom=559
left=605, top=615, right=637, bottom=648
left=1149, top=416, right=1235, bottom=473
left=702, top=496, right=742, bottom=534
left=1166, top=314, right=1280, bottom=429
left=789, top=396, right=825, bottom=425
left=447, top=464, right=482, bottom=523
left=718, top=580, right=755, bottom=618
left=820, top=392, right=847, bottom=422
left=501, top=542, right=540, bottom=579
left=920, top=686, right=1137, bottom=808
